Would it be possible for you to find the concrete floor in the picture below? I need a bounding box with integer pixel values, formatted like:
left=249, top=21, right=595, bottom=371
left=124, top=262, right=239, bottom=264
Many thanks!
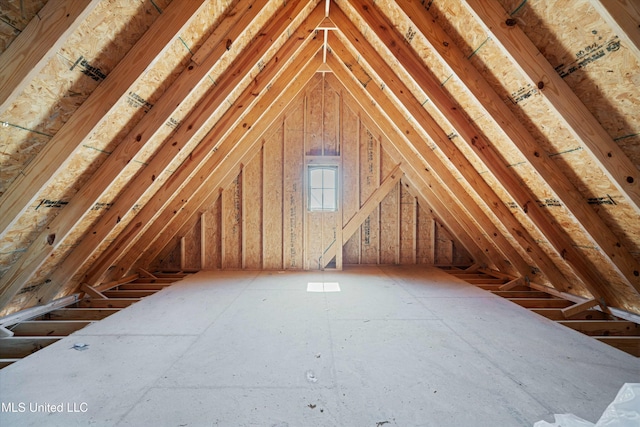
left=0, top=266, right=638, bottom=426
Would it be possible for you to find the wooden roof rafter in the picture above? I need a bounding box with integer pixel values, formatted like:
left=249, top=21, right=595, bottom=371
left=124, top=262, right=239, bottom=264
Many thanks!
left=339, top=0, right=635, bottom=306
left=0, top=0, right=268, bottom=309
left=335, top=86, right=492, bottom=267
left=0, top=0, right=100, bottom=115
left=84, top=29, right=326, bottom=287
left=464, top=0, right=640, bottom=216
left=0, top=0, right=638, bottom=319
left=588, top=0, right=640, bottom=59
left=326, top=50, right=519, bottom=275
left=329, top=8, right=575, bottom=293
left=0, top=0, right=210, bottom=237
left=2, top=0, right=322, bottom=310
left=393, top=0, right=640, bottom=295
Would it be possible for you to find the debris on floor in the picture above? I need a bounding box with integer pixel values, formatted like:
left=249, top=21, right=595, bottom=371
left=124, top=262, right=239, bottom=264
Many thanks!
left=305, top=370, right=317, bottom=383
left=71, top=343, right=89, bottom=351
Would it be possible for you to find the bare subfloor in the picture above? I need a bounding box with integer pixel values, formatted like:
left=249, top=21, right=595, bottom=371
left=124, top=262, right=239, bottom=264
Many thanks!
left=1, top=266, right=638, bottom=426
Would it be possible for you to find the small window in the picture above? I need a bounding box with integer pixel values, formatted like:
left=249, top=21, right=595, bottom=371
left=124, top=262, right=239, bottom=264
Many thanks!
left=308, top=166, right=338, bottom=211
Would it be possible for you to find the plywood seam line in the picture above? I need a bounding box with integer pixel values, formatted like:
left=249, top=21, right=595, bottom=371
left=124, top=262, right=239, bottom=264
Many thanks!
left=463, top=0, right=640, bottom=216
left=330, top=9, right=574, bottom=292
left=0, top=0, right=210, bottom=237
left=394, top=0, right=640, bottom=294
left=19, top=0, right=323, bottom=309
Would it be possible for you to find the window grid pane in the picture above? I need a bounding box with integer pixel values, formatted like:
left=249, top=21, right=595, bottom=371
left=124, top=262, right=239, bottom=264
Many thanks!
left=308, top=166, right=337, bottom=211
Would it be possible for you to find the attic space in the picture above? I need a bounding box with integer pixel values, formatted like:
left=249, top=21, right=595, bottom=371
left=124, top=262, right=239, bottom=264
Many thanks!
left=0, top=0, right=639, bottom=424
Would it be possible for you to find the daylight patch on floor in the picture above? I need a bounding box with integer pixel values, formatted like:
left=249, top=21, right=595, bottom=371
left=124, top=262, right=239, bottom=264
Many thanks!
left=307, top=282, right=340, bottom=292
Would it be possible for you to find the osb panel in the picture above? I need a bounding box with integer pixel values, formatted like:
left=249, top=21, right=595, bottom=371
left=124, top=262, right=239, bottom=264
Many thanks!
left=434, top=222, right=453, bottom=265
left=379, top=183, right=399, bottom=264
left=416, top=0, right=640, bottom=305
left=243, top=147, right=263, bottom=270
left=359, top=126, right=380, bottom=264
left=0, top=0, right=163, bottom=190
left=383, top=0, right=616, bottom=287
left=323, top=76, right=341, bottom=156
left=160, top=241, right=182, bottom=272
left=499, top=0, right=640, bottom=167
left=379, top=147, right=398, bottom=264
left=517, top=215, right=590, bottom=292
left=305, top=78, right=324, bottom=156
left=283, top=102, right=305, bottom=270
left=399, top=183, right=416, bottom=264
left=183, top=216, right=202, bottom=270
left=202, top=196, right=222, bottom=270
left=416, top=197, right=435, bottom=264
left=44, top=0, right=269, bottom=287
left=370, top=0, right=455, bottom=85
left=425, top=0, right=492, bottom=60
left=0, top=0, right=47, bottom=52
left=263, top=124, right=284, bottom=269
left=222, top=174, right=242, bottom=268
left=487, top=0, right=640, bottom=275
left=341, top=101, right=360, bottom=264
left=0, top=0, right=167, bottom=276
left=177, top=0, right=234, bottom=54
left=335, top=0, right=451, bottom=92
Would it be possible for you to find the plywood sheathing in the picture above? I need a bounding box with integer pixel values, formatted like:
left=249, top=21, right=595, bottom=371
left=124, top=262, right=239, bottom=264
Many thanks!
left=329, top=70, right=485, bottom=270
left=336, top=64, right=495, bottom=269
left=0, top=0, right=170, bottom=280
left=346, top=0, right=638, bottom=308
left=453, top=0, right=640, bottom=309
left=0, top=0, right=268, bottom=316
left=79, top=21, right=325, bottom=286
left=494, top=0, right=640, bottom=257
left=0, top=0, right=234, bottom=314
left=1, top=0, right=639, bottom=317
left=155, top=72, right=472, bottom=271
left=148, top=72, right=319, bottom=272
left=334, top=3, right=530, bottom=272
left=0, top=0, right=48, bottom=53
left=344, top=0, right=580, bottom=288
left=0, top=0, right=164, bottom=196
left=37, top=0, right=322, bottom=307
left=330, top=34, right=529, bottom=278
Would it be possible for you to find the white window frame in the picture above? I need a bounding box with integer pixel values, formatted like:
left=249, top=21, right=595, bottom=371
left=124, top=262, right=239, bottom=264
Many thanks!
left=307, top=165, right=338, bottom=212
